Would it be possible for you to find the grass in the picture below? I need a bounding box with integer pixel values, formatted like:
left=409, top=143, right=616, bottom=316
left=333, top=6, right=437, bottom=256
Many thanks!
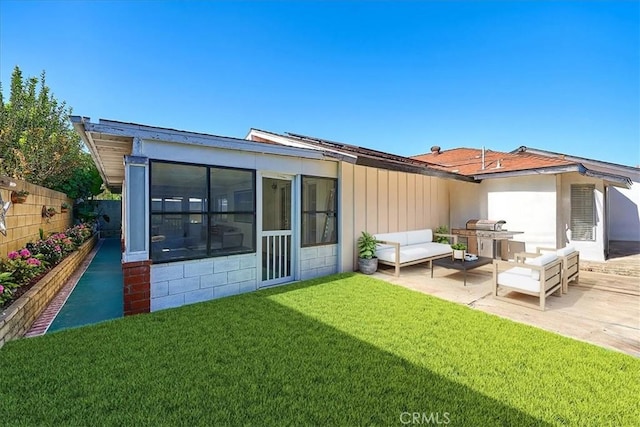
left=1, top=273, right=638, bottom=426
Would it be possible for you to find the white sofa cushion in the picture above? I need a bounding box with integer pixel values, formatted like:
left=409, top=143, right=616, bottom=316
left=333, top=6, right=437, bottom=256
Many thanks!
left=498, top=267, right=541, bottom=293
left=407, top=229, right=433, bottom=245
left=375, top=232, right=408, bottom=249
left=556, top=246, right=576, bottom=257
left=377, top=242, right=451, bottom=264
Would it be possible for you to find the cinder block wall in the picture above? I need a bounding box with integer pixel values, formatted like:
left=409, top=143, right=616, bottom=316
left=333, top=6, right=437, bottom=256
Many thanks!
left=0, top=179, right=74, bottom=259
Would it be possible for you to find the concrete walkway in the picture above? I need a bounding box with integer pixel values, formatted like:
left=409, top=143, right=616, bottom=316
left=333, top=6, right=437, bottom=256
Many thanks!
left=373, top=261, right=640, bottom=357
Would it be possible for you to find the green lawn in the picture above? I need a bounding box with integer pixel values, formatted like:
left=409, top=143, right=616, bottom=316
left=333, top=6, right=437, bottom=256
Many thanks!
left=1, top=273, right=638, bottom=426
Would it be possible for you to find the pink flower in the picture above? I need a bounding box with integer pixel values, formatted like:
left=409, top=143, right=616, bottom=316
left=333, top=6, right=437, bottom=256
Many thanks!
left=0, top=285, right=4, bottom=294
left=27, top=258, right=41, bottom=266
left=7, top=251, right=19, bottom=260
left=19, top=248, right=31, bottom=258
left=55, top=245, right=62, bottom=252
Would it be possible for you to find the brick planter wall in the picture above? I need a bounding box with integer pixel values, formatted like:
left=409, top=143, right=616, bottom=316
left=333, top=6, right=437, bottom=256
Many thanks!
left=123, top=260, right=151, bottom=316
left=0, top=235, right=97, bottom=349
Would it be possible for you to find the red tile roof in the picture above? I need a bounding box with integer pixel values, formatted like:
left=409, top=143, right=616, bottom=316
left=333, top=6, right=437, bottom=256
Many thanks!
left=411, top=147, right=576, bottom=176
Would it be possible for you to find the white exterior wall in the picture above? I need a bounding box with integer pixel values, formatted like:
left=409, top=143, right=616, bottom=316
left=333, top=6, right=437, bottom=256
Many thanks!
left=300, top=244, right=338, bottom=280
left=150, top=253, right=257, bottom=311
left=486, top=175, right=558, bottom=251
left=450, top=175, right=558, bottom=253
left=608, top=183, right=640, bottom=242
left=559, top=172, right=607, bottom=262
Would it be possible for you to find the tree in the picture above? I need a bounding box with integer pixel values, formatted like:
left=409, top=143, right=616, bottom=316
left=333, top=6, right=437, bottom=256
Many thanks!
left=0, top=66, right=103, bottom=199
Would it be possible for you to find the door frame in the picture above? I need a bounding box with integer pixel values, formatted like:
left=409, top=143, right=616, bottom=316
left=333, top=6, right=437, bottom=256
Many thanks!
left=257, top=172, right=298, bottom=288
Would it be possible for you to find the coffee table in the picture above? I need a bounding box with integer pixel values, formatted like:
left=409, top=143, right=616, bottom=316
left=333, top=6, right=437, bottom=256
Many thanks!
left=431, top=256, right=494, bottom=286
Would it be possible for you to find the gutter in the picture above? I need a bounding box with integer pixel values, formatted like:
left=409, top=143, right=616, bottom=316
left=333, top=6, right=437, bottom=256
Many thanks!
left=471, top=163, right=632, bottom=188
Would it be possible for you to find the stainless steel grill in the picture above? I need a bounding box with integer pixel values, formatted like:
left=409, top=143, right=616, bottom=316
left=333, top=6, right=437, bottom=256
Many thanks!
left=465, top=219, right=506, bottom=231
left=452, top=219, right=523, bottom=259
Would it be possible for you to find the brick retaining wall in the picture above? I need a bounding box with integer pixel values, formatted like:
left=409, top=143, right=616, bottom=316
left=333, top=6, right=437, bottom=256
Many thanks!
left=0, top=235, right=97, bottom=348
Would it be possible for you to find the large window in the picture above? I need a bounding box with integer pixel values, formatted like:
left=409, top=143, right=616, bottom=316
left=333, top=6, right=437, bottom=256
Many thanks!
left=571, top=184, right=595, bottom=241
left=301, top=176, right=337, bottom=246
left=150, top=161, right=255, bottom=262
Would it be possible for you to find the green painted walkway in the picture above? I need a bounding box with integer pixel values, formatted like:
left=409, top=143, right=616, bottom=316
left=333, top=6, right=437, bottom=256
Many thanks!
left=47, top=238, right=123, bottom=332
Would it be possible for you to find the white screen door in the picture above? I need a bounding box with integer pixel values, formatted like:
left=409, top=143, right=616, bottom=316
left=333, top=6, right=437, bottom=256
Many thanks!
left=261, top=177, right=293, bottom=286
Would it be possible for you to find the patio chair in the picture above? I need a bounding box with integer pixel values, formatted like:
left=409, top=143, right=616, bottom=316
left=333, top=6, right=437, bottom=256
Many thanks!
left=493, top=252, right=563, bottom=311
left=536, top=246, right=579, bottom=294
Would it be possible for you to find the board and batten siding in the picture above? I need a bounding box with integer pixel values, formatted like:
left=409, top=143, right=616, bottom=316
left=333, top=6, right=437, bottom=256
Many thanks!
left=340, top=162, right=451, bottom=272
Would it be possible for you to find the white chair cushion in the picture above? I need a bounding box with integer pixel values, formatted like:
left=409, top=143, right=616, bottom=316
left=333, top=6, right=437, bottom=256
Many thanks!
left=556, top=246, right=576, bottom=257
left=498, top=267, right=541, bottom=293
left=525, top=253, right=558, bottom=280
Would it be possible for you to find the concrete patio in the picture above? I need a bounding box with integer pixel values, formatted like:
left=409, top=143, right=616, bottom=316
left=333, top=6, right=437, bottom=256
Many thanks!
left=373, top=256, right=640, bottom=358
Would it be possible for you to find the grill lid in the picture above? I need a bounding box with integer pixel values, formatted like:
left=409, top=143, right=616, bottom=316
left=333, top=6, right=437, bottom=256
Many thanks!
left=466, top=219, right=506, bottom=231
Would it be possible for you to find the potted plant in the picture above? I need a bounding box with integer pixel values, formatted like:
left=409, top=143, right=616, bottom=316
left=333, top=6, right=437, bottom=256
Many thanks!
left=434, top=225, right=450, bottom=244
left=451, top=242, right=467, bottom=261
left=61, top=202, right=70, bottom=213
left=42, top=206, right=57, bottom=218
left=357, top=231, right=379, bottom=274
left=11, top=190, right=29, bottom=204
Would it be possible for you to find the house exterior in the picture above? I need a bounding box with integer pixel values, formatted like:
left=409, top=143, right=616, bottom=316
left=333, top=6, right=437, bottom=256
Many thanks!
left=412, top=146, right=638, bottom=262
left=72, top=118, right=470, bottom=315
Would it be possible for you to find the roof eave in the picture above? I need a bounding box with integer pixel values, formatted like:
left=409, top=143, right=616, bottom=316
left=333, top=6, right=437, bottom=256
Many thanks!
left=71, top=116, right=122, bottom=193
left=471, top=164, right=632, bottom=188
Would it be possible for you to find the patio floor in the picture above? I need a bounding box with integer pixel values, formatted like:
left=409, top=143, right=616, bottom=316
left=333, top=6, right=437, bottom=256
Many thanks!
left=373, top=260, right=640, bottom=357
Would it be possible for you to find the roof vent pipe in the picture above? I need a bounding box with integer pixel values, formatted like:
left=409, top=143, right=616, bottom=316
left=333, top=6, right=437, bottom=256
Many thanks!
left=430, top=145, right=441, bottom=154
left=481, top=146, right=485, bottom=170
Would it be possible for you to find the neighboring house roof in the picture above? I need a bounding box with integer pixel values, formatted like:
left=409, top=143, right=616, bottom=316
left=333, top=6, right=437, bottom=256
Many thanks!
left=412, top=146, right=633, bottom=188
left=71, top=117, right=350, bottom=192
left=247, top=129, right=475, bottom=182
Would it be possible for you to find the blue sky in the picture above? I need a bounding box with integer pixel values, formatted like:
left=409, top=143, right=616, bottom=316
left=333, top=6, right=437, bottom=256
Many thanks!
left=1, top=1, right=638, bottom=166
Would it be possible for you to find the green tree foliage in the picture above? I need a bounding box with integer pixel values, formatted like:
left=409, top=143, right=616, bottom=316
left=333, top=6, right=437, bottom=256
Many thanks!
left=0, top=66, right=103, bottom=199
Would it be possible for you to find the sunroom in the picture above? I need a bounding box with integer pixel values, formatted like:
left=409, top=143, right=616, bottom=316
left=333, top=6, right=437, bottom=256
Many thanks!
left=72, top=117, right=349, bottom=314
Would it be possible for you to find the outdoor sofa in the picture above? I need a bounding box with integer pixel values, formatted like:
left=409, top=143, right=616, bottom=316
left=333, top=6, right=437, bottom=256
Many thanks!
left=374, top=229, right=457, bottom=276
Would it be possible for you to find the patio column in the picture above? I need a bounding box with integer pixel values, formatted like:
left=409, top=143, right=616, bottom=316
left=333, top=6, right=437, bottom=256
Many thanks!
left=122, top=155, right=150, bottom=315
left=123, top=260, right=151, bottom=315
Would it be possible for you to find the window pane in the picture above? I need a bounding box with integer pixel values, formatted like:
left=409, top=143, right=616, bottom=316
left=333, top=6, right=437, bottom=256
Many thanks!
left=210, top=215, right=255, bottom=255
left=302, top=177, right=336, bottom=212
left=210, top=168, right=254, bottom=212
left=151, top=213, right=207, bottom=261
left=302, top=212, right=337, bottom=245
left=571, top=184, right=595, bottom=241
left=150, top=161, right=256, bottom=263
left=301, top=176, right=338, bottom=246
left=151, top=163, right=207, bottom=212
left=129, top=165, right=146, bottom=252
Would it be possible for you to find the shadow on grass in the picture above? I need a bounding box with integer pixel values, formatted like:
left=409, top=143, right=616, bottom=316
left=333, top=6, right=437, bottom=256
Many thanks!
left=0, top=275, right=549, bottom=426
